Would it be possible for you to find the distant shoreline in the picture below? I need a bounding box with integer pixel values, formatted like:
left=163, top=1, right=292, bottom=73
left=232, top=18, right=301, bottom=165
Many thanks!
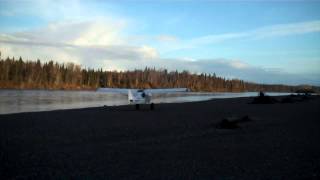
left=0, top=87, right=297, bottom=93
left=2, top=58, right=319, bottom=93
left=0, top=87, right=97, bottom=91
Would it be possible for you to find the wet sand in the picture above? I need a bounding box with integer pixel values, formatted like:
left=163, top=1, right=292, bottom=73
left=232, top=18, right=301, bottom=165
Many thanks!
left=1, top=96, right=320, bottom=179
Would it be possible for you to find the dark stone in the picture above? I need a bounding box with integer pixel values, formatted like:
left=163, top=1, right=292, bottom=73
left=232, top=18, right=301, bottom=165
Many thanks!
left=216, top=119, right=239, bottom=129
left=251, top=92, right=278, bottom=104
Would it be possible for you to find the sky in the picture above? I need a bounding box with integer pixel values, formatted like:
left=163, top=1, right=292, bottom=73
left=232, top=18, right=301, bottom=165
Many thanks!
left=0, top=0, right=320, bottom=85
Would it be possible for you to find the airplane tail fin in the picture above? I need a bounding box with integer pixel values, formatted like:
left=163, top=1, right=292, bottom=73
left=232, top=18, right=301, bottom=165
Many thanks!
left=128, top=90, right=134, bottom=103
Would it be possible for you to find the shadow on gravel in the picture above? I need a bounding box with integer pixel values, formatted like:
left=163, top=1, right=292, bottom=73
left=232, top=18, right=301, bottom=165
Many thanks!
left=281, top=94, right=313, bottom=103
left=251, top=92, right=278, bottom=104
left=250, top=91, right=315, bottom=104
left=215, top=115, right=253, bottom=129
left=102, top=104, right=155, bottom=112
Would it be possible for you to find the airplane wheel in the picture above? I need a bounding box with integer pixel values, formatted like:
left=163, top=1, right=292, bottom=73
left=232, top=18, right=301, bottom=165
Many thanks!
left=135, top=104, right=140, bottom=110
left=150, top=103, right=154, bottom=110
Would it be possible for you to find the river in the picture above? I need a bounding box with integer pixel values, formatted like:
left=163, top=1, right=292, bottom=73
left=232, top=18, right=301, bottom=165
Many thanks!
left=0, top=90, right=293, bottom=114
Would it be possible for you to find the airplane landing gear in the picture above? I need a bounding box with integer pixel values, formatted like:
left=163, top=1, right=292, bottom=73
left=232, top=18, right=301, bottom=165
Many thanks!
left=134, top=103, right=154, bottom=110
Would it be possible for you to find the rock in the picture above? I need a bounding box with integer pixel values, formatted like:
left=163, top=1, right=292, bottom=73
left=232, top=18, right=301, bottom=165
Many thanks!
left=216, top=118, right=239, bottom=129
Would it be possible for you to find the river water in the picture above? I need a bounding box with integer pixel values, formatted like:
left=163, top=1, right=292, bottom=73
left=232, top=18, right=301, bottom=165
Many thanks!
left=0, top=90, right=292, bottom=114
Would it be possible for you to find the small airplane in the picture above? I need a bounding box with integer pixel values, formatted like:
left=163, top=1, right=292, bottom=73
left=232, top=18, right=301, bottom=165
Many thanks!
left=97, top=88, right=189, bottom=110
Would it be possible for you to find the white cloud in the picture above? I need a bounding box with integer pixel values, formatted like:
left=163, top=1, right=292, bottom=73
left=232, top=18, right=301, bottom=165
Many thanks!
left=70, top=20, right=127, bottom=46
left=160, top=20, right=320, bottom=52
left=229, top=60, right=249, bottom=69
left=96, top=57, right=319, bottom=85
left=156, top=35, right=178, bottom=43
left=138, top=46, right=159, bottom=59
left=0, top=19, right=159, bottom=65
left=252, top=20, right=320, bottom=39
left=11, top=19, right=127, bottom=47
left=189, top=32, right=248, bottom=46
left=1, top=0, right=109, bottom=22
left=0, top=19, right=319, bottom=85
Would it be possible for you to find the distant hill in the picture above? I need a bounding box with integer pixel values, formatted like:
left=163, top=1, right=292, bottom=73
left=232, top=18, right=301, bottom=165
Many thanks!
left=0, top=56, right=319, bottom=93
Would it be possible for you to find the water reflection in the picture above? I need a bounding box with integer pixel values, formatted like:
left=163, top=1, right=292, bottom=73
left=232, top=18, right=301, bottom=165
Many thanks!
left=0, top=90, right=292, bottom=114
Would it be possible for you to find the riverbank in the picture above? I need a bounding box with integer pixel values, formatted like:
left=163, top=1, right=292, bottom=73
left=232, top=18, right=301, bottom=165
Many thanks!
left=1, top=96, right=319, bottom=179
left=0, top=89, right=300, bottom=114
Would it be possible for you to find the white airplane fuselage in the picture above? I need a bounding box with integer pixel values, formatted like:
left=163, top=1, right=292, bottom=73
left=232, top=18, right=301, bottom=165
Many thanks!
left=97, top=87, right=188, bottom=107
left=128, top=89, right=151, bottom=105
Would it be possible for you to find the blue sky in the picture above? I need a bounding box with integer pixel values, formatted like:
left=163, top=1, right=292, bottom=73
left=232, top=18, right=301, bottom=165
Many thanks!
left=0, top=0, right=320, bottom=85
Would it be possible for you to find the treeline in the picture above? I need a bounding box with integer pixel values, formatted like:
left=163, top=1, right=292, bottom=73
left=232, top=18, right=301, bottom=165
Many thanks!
left=0, top=56, right=317, bottom=92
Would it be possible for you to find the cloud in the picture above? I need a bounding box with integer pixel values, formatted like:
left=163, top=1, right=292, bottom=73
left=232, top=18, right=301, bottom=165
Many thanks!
left=229, top=60, right=249, bottom=69
left=0, top=0, right=108, bottom=21
left=161, top=20, right=320, bottom=52
left=1, top=42, right=318, bottom=85
left=99, top=57, right=320, bottom=85
left=189, top=32, right=248, bottom=46
left=0, top=19, right=158, bottom=65
left=156, top=35, right=178, bottom=43
left=252, top=20, right=320, bottom=39
left=15, top=19, right=126, bottom=46
left=0, top=19, right=319, bottom=85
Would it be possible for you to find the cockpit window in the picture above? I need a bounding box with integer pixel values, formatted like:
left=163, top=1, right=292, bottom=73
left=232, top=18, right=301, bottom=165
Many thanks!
left=137, top=89, right=144, bottom=92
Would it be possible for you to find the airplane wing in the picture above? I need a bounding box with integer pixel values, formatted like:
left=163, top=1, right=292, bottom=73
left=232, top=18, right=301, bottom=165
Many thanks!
left=97, top=87, right=189, bottom=94
left=144, top=88, right=189, bottom=94
left=96, top=88, right=132, bottom=94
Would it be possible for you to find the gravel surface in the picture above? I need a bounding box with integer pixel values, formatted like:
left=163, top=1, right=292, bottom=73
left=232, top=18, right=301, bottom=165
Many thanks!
left=1, top=96, right=320, bottom=179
